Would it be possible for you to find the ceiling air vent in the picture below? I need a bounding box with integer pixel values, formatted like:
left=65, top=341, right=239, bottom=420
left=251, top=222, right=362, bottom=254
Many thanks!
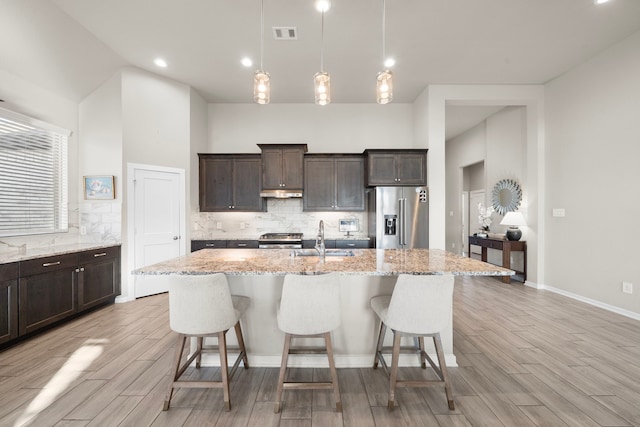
left=273, top=27, right=297, bottom=40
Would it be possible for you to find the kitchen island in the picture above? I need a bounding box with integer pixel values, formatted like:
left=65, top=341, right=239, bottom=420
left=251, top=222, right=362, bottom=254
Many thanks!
left=135, top=248, right=512, bottom=367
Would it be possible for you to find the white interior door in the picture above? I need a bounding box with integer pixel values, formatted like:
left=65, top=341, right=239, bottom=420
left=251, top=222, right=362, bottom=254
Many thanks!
left=469, top=190, right=484, bottom=256
left=133, top=167, right=182, bottom=297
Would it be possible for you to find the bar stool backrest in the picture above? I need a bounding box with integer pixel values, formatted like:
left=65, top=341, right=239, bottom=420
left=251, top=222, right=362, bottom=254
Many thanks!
left=386, top=274, right=454, bottom=335
left=168, top=273, right=237, bottom=335
left=277, top=273, right=341, bottom=335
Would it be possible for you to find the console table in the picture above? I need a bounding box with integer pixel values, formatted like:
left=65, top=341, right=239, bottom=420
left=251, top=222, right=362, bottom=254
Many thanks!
left=468, top=236, right=526, bottom=284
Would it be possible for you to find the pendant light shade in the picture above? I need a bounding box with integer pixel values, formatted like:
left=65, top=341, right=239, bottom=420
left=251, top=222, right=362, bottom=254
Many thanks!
left=254, top=71, right=270, bottom=104
left=254, top=0, right=270, bottom=104
left=376, top=0, right=393, bottom=104
left=314, top=71, right=331, bottom=105
left=376, top=70, right=393, bottom=104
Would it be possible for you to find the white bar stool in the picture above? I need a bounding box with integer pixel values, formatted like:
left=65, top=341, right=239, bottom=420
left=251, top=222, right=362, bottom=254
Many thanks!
left=163, top=273, right=249, bottom=411
left=274, top=273, right=342, bottom=413
left=370, top=274, right=455, bottom=410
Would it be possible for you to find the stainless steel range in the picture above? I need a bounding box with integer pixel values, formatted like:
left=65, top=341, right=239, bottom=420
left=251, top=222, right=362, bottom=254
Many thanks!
left=258, top=233, right=303, bottom=249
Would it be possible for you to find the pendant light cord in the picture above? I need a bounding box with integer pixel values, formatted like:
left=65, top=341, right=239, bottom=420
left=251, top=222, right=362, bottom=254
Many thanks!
left=382, top=0, right=386, bottom=66
left=320, top=10, right=325, bottom=72
left=260, top=0, right=265, bottom=70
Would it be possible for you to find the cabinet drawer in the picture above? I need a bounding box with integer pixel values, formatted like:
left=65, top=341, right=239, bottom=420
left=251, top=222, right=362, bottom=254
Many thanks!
left=78, top=246, right=120, bottom=263
left=191, top=240, right=228, bottom=251
left=20, top=253, right=78, bottom=276
left=335, top=240, right=370, bottom=249
left=227, top=240, right=259, bottom=249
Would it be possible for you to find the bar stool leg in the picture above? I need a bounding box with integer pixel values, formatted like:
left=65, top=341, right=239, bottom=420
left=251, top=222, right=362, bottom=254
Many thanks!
left=164, top=334, right=187, bottom=411
left=234, top=321, right=249, bottom=368
left=324, top=332, right=342, bottom=412
left=373, top=323, right=386, bottom=369
left=195, top=337, right=204, bottom=368
left=218, top=331, right=231, bottom=411
left=433, top=333, right=455, bottom=410
left=418, top=336, right=427, bottom=369
left=274, top=333, right=292, bottom=413
left=388, top=332, right=401, bottom=410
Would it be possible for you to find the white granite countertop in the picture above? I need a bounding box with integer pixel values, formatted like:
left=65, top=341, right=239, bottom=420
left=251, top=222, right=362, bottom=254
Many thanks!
left=134, top=248, right=513, bottom=277
left=0, top=242, right=121, bottom=264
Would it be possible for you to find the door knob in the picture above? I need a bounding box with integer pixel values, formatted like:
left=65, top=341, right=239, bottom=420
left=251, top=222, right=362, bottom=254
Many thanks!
left=173, top=236, right=179, bottom=240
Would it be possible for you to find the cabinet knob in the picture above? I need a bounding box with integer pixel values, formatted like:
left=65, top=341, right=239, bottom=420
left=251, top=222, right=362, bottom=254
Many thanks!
left=80, top=267, right=85, bottom=272
left=173, top=236, right=179, bottom=240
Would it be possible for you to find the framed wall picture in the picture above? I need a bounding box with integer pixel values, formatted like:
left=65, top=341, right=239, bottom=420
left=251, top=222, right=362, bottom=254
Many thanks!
left=84, top=175, right=115, bottom=200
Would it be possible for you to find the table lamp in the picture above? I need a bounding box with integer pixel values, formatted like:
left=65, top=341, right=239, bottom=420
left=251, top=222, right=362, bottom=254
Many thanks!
left=500, top=211, right=526, bottom=241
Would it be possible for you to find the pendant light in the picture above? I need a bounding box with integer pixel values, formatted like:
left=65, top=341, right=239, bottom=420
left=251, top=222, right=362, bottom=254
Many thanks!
left=253, top=0, right=270, bottom=104
left=314, top=0, right=330, bottom=106
left=376, top=0, right=393, bottom=104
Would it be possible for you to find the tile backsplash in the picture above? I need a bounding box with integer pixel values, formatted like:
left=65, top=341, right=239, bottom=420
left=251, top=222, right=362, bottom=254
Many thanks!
left=0, top=201, right=122, bottom=257
left=192, top=198, right=368, bottom=240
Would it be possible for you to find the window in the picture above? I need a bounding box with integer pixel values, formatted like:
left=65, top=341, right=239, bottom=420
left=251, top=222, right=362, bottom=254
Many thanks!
left=0, top=108, right=70, bottom=237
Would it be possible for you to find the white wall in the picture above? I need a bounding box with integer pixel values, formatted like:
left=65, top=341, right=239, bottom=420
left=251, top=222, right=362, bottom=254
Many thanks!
left=545, top=30, right=640, bottom=315
left=208, top=103, right=414, bottom=153
left=78, top=71, right=123, bottom=242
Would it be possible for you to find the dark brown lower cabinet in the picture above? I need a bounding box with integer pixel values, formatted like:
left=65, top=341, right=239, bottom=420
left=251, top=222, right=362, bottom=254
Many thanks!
left=78, top=246, right=121, bottom=311
left=0, top=263, right=18, bottom=345
left=19, top=253, right=77, bottom=335
left=1, top=245, right=121, bottom=347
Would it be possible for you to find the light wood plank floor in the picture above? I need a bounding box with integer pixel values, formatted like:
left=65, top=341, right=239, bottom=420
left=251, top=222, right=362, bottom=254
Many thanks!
left=1, top=275, right=640, bottom=426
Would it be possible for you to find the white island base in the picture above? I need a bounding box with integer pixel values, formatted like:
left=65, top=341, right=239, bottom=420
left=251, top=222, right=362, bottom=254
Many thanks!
left=197, top=274, right=456, bottom=368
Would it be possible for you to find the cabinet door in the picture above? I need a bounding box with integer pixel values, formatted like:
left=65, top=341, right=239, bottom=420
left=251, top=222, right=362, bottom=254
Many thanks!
left=0, top=263, right=18, bottom=345
left=19, top=254, right=77, bottom=335
left=335, top=157, right=365, bottom=210
left=304, top=158, right=335, bottom=211
left=282, top=148, right=304, bottom=189
left=78, top=247, right=120, bottom=311
left=200, top=157, right=233, bottom=211
left=367, top=153, right=397, bottom=185
left=396, top=154, right=426, bottom=184
left=261, top=148, right=284, bottom=189
left=233, top=158, right=266, bottom=211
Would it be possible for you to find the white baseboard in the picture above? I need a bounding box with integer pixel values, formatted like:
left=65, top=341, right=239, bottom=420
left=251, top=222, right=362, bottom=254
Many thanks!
left=538, top=283, right=640, bottom=321
left=197, top=352, right=458, bottom=368
left=114, top=295, right=135, bottom=303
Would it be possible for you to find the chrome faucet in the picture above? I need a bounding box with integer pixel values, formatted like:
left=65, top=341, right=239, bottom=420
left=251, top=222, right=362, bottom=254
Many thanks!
left=315, top=220, right=326, bottom=261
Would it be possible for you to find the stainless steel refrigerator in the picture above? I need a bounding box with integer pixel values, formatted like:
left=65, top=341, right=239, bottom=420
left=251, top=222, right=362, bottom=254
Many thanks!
left=367, top=186, right=429, bottom=249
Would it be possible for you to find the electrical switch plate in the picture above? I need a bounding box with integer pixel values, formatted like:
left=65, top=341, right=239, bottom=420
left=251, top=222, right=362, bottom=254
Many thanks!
left=552, top=208, right=566, bottom=217
left=622, top=282, right=633, bottom=294
left=240, top=222, right=246, bottom=230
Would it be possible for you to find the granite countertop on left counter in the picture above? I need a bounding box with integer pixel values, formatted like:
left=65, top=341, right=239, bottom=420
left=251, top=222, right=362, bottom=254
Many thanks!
left=0, top=242, right=122, bottom=265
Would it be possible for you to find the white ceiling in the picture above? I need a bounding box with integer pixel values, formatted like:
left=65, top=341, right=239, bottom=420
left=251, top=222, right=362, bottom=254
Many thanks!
left=1, top=0, right=640, bottom=135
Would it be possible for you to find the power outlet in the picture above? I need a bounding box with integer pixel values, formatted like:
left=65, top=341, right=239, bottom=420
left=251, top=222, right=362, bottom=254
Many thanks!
left=240, top=222, right=246, bottom=230
left=622, top=282, right=633, bottom=294
left=216, top=222, right=222, bottom=230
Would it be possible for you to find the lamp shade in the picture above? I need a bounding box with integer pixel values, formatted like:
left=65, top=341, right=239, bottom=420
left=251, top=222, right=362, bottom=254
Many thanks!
left=500, top=211, right=526, bottom=226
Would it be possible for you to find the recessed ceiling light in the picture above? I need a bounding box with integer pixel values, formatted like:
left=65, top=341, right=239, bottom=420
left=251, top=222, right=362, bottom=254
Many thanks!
left=241, top=57, right=253, bottom=67
left=315, top=0, right=330, bottom=12
left=154, top=58, right=168, bottom=68
left=593, top=0, right=610, bottom=4
left=384, top=58, right=396, bottom=68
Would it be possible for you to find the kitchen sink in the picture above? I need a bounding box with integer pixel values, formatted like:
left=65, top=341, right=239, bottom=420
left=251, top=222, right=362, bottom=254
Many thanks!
left=290, top=249, right=355, bottom=257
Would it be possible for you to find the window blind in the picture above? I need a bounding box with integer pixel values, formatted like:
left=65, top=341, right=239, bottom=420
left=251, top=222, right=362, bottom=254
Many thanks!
left=0, top=107, right=70, bottom=237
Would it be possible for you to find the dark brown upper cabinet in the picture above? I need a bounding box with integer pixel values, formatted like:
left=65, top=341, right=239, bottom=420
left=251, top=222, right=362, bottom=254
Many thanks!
left=258, top=144, right=307, bottom=191
left=199, top=154, right=266, bottom=212
left=364, top=149, right=428, bottom=186
left=303, top=155, right=365, bottom=211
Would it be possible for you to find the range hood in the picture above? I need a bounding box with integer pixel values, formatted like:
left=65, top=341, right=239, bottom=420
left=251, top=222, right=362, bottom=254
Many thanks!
left=260, top=189, right=303, bottom=198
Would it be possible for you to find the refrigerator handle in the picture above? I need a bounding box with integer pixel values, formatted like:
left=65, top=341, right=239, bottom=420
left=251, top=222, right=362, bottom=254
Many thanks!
left=399, top=198, right=406, bottom=246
